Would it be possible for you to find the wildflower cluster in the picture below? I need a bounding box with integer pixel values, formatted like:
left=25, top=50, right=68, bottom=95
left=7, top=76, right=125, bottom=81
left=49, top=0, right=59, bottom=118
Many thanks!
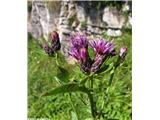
left=69, top=33, right=127, bottom=74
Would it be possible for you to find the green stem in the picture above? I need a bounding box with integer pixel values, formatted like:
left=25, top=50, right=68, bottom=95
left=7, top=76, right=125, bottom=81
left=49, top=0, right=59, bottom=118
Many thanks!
left=69, top=93, right=80, bottom=120
left=87, top=91, right=95, bottom=119
left=88, top=77, right=96, bottom=119
left=108, top=56, right=122, bottom=85
left=55, top=53, right=59, bottom=66
left=109, top=72, right=115, bottom=85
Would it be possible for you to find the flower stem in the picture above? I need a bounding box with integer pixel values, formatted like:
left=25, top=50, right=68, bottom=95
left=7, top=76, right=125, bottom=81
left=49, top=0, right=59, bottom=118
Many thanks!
left=109, top=72, right=115, bottom=85
left=69, top=93, right=80, bottom=120
left=88, top=77, right=96, bottom=119
left=55, top=53, right=59, bottom=66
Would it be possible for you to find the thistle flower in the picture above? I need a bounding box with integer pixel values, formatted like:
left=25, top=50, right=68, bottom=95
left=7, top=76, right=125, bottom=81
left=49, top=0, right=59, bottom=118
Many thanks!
left=69, top=34, right=122, bottom=74
left=90, top=39, right=115, bottom=72
left=90, top=39, right=115, bottom=55
left=69, top=33, right=92, bottom=74
left=69, top=33, right=89, bottom=62
left=119, top=47, right=127, bottom=58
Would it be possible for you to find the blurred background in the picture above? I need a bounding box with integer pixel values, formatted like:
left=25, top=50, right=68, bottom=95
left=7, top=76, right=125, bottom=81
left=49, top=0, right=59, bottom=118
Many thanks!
left=28, top=0, right=131, bottom=57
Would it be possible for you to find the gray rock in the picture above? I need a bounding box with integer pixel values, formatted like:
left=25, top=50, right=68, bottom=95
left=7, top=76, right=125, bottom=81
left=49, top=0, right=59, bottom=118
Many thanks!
left=60, top=10, right=68, bottom=17
left=30, top=0, right=50, bottom=40
left=68, top=3, right=75, bottom=12
left=67, top=10, right=76, bottom=19
left=76, top=6, right=86, bottom=22
left=103, top=7, right=125, bottom=29
left=59, top=25, right=70, bottom=29
left=72, top=21, right=78, bottom=28
left=61, top=28, right=71, bottom=35
left=107, top=29, right=122, bottom=37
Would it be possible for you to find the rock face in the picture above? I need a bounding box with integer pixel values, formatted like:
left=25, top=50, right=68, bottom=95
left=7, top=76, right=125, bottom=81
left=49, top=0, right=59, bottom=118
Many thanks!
left=76, top=5, right=86, bottom=22
left=28, top=1, right=132, bottom=58
left=58, top=1, right=74, bottom=58
left=102, top=7, right=125, bottom=29
left=30, top=0, right=50, bottom=41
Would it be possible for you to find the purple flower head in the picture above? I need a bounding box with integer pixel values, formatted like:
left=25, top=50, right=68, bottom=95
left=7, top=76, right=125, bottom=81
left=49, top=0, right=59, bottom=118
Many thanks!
left=119, top=47, right=127, bottom=58
left=69, top=33, right=92, bottom=74
left=70, top=33, right=88, bottom=48
left=69, top=46, right=92, bottom=74
left=69, top=33, right=89, bottom=63
left=90, top=39, right=114, bottom=55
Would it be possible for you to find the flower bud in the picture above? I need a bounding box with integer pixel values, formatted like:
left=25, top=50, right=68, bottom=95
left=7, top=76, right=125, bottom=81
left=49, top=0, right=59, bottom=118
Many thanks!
left=50, top=31, right=60, bottom=43
left=50, top=31, right=61, bottom=52
left=119, top=47, right=127, bottom=58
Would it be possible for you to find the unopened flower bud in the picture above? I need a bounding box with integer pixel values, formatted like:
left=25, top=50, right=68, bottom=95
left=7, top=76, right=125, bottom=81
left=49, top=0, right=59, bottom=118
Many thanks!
left=50, top=31, right=59, bottom=43
left=119, top=47, right=127, bottom=58
left=50, top=31, right=61, bottom=51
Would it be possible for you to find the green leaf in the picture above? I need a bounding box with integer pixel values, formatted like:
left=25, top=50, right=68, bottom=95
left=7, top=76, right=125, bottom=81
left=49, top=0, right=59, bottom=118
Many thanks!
left=42, top=83, right=89, bottom=96
left=88, top=47, right=95, bottom=60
